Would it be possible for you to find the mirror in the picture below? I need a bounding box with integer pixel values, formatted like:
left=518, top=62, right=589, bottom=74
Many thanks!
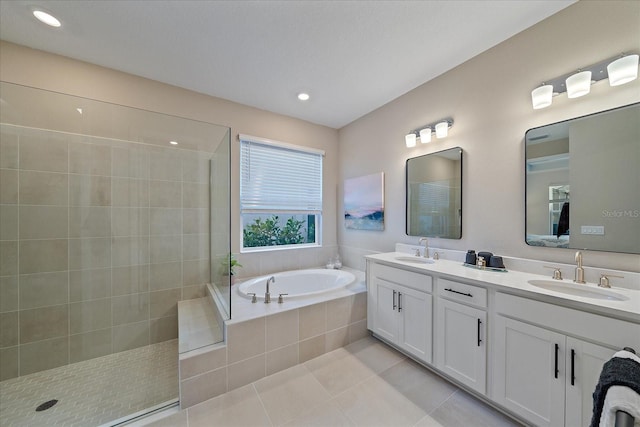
left=525, top=103, right=639, bottom=254
left=406, top=147, right=462, bottom=238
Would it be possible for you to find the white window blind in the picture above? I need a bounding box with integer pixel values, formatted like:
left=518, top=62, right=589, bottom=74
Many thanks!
left=240, top=136, right=323, bottom=212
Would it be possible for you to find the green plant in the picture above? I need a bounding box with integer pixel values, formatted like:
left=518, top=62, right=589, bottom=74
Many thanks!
left=243, top=216, right=281, bottom=247
left=220, top=253, right=242, bottom=276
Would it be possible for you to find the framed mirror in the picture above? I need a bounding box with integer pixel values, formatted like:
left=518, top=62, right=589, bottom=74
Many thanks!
left=406, top=147, right=462, bottom=238
left=525, top=102, right=639, bottom=254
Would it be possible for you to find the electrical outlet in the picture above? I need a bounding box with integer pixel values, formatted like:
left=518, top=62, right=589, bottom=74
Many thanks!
left=581, top=225, right=605, bottom=235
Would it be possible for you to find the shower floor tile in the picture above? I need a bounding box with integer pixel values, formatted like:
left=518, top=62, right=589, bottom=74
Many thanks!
left=0, top=339, right=178, bottom=427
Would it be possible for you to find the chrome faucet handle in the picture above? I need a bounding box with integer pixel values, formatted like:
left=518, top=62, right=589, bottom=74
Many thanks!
left=544, top=266, right=563, bottom=280
left=247, top=293, right=257, bottom=303
left=433, top=252, right=439, bottom=260
left=599, top=273, right=624, bottom=288
left=278, top=293, right=288, bottom=304
left=414, top=248, right=421, bottom=256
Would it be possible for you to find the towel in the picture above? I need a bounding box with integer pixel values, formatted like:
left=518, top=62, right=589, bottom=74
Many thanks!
left=591, top=350, right=640, bottom=427
left=556, top=202, right=570, bottom=238
left=599, top=386, right=640, bottom=427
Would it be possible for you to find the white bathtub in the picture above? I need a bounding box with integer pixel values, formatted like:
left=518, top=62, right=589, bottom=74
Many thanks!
left=237, top=269, right=356, bottom=300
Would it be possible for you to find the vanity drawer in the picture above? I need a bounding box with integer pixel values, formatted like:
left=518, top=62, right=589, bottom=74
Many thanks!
left=437, top=279, right=487, bottom=309
left=371, top=262, right=433, bottom=293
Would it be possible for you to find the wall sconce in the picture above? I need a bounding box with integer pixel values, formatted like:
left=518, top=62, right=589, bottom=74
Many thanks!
left=531, top=53, right=639, bottom=109
left=405, top=118, right=454, bottom=147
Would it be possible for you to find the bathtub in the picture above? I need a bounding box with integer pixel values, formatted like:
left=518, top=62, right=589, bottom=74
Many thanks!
left=237, top=269, right=356, bottom=300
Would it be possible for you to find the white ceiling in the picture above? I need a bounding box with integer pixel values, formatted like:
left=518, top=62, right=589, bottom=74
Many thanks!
left=0, top=0, right=575, bottom=129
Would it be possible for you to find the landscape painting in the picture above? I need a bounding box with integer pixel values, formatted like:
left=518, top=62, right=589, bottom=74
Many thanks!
left=344, top=172, right=384, bottom=230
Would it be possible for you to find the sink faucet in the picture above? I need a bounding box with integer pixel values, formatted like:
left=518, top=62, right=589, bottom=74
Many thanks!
left=418, top=237, right=429, bottom=258
left=574, top=251, right=585, bottom=284
left=265, top=276, right=275, bottom=303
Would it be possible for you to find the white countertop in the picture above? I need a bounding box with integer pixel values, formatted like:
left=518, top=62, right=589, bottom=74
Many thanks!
left=366, top=252, right=640, bottom=323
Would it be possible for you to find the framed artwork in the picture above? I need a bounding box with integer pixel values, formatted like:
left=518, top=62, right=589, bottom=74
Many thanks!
left=344, top=172, right=384, bottom=230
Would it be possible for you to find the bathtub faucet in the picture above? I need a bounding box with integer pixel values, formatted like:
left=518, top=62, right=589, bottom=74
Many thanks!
left=265, top=276, right=275, bottom=303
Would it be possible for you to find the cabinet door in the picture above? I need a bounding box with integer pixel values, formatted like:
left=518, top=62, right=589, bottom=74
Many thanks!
left=372, top=278, right=399, bottom=343
left=436, top=299, right=486, bottom=394
left=493, top=316, right=565, bottom=427
left=565, top=337, right=616, bottom=427
left=398, top=285, right=432, bottom=362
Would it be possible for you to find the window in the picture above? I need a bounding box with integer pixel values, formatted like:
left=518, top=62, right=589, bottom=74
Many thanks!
left=240, top=134, right=323, bottom=251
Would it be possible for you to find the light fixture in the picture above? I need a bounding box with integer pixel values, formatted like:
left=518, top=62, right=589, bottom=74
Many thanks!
left=405, top=118, right=453, bottom=147
left=566, top=70, right=592, bottom=98
left=607, top=54, right=639, bottom=86
left=170, top=141, right=178, bottom=145
left=530, top=52, right=639, bottom=109
left=33, top=10, right=61, bottom=27
left=297, top=93, right=310, bottom=101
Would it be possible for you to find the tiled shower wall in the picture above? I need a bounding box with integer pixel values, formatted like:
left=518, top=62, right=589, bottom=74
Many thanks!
left=0, top=124, right=212, bottom=381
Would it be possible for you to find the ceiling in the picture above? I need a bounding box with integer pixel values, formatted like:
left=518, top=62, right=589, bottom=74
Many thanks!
left=0, top=1, right=575, bottom=129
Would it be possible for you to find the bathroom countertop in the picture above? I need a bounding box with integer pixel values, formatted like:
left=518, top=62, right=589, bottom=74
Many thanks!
left=366, top=252, right=640, bottom=323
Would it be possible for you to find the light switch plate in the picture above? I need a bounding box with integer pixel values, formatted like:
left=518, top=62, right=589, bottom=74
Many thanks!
left=580, top=225, right=605, bottom=235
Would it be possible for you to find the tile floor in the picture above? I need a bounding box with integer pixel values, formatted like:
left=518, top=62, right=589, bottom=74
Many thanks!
left=0, top=339, right=178, bottom=427
left=146, top=336, right=524, bottom=427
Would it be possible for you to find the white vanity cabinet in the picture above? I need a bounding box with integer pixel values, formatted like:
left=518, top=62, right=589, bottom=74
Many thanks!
left=435, top=279, right=487, bottom=394
left=368, top=262, right=433, bottom=362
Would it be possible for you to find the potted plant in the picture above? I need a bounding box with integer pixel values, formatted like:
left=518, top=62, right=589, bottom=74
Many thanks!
left=220, top=253, right=242, bottom=285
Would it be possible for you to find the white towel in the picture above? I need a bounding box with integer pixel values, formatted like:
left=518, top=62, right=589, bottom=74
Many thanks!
left=598, top=350, right=640, bottom=427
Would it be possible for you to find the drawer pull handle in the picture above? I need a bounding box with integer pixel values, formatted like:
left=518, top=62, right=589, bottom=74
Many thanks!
left=554, top=343, right=559, bottom=379
left=477, top=319, right=482, bottom=346
left=571, top=349, right=576, bottom=386
left=393, top=290, right=397, bottom=310
left=398, top=293, right=402, bottom=312
left=445, top=288, right=473, bottom=298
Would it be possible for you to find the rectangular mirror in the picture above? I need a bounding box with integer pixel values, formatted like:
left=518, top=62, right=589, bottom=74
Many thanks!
left=406, top=147, right=462, bottom=238
left=525, top=102, right=639, bottom=254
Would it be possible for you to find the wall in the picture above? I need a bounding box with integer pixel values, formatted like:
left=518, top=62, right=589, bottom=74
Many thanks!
left=0, top=40, right=340, bottom=278
left=337, top=1, right=640, bottom=273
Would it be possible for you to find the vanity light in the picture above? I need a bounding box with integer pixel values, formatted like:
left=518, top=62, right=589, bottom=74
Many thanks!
left=405, top=118, right=453, bottom=148
left=297, top=93, right=310, bottom=101
left=33, top=10, right=61, bottom=27
left=530, top=52, right=639, bottom=109
left=607, top=54, right=639, bottom=86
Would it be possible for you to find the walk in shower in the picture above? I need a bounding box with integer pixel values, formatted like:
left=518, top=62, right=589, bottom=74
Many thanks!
left=0, top=82, right=230, bottom=426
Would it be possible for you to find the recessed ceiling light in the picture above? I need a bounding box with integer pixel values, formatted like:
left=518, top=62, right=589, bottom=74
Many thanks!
left=76, top=108, right=83, bottom=114
left=297, top=93, right=310, bottom=101
left=33, top=10, right=61, bottom=27
left=170, top=141, right=178, bottom=145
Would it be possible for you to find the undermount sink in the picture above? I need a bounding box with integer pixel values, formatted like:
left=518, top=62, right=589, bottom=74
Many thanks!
left=394, top=256, right=435, bottom=264
left=527, top=280, right=628, bottom=301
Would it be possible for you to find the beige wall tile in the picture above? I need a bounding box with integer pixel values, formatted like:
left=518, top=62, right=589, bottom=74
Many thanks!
left=19, top=239, right=68, bottom=274
left=150, top=262, right=182, bottom=291
left=149, top=180, right=182, bottom=208
left=183, top=208, right=209, bottom=234
left=182, top=284, right=206, bottom=299
left=183, top=182, right=209, bottom=208
left=69, top=206, right=111, bottom=237
left=182, top=155, right=210, bottom=184
left=266, top=309, right=299, bottom=352
left=0, top=241, right=18, bottom=276
left=112, top=147, right=150, bottom=179
left=299, top=302, right=326, bottom=340
left=69, top=329, right=112, bottom=363
left=69, top=142, right=111, bottom=175
left=0, top=169, right=18, bottom=204
left=299, top=335, right=325, bottom=363
left=19, top=170, right=68, bottom=205
left=180, top=367, right=227, bottom=408
left=183, top=259, right=209, bottom=286
left=112, top=293, right=149, bottom=326
left=19, top=271, right=69, bottom=309
left=19, top=206, right=68, bottom=239
left=19, top=134, right=68, bottom=173
left=150, top=288, right=181, bottom=318
left=112, top=207, right=149, bottom=236
left=150, top=208, right=182, bottom=235
left=227, top=317, right=265, bottom=363
left=111, top=236, right=150, bottom=267
left=0, top=131, right=19, bottom=169
left=112, top=265, right=150, bottom=295
left=19, top=337, right=68, bottom=375
left=350, top=292, right=367, bottom=323
left=151, top=315, right=178, bottom=343
left=0, top=276, right=19, bottom=312
left=70, top=299, right=112, bottom=334
left=227, top=354, right=265, bottom=391
left=0, top=311, right=19, bottom=347
left=0, top=205, right=18, bottom=240
left=150, top=149, right=182, bottom=182
left=69, top=175, right=111, bottom=206
left=19, top=305, right=69, bottom=344
left=112, top=321, right=149, bottom=352
left=326, top=326, right=349, bottom=352
left=69, top=268, right=111, bottom=302
left=327, top=296, right=352, bottom=331
left=69, top=238, right=111, bottom=270
left=150, top=235, right=182, bottom=263
left=0, top=346, right=19, bottom=380
left=179, top=345, right=227, bottom=380
left=112, top=178, right=150, bottom=207
left=349, top=319, right=369, bottom=343
left=266, top=343, right=298, bottom=376
left=183, top=233, right=209, bottom=261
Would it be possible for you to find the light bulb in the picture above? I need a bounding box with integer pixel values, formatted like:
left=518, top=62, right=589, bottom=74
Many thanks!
left=419, top=128, right=432, bottom=143
left=435, top=121, right=448, bottom=138
left=531, top=85, right=553, bottom=109
left=607, top=55, right=639, bottom=86
left=405, top=133, right=416, bottom=148
left=566, top=71, right=592, bottom=98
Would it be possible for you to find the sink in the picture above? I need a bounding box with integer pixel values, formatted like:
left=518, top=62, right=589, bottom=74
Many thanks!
left=394, top=256, right=435, bottom=264
left=527, top=280, right=628, bottom=301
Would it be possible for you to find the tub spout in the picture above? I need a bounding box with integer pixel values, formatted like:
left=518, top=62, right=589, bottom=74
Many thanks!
left=265, top=276, right=275, bottom=303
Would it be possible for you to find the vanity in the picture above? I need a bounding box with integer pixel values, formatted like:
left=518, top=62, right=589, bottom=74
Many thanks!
left=365, top=250, right=640, bottom=427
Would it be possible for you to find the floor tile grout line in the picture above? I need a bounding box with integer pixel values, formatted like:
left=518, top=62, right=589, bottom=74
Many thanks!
left=251, top=382, right=276, bottom=427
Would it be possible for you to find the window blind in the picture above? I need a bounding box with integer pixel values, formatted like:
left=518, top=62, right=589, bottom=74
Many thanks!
left=240, top=137, right=323, bottom=212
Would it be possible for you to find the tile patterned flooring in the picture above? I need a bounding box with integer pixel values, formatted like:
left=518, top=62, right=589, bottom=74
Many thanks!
left=0, top=339, right=178, bottom=427
left=147, top=337, right=524, bottom=427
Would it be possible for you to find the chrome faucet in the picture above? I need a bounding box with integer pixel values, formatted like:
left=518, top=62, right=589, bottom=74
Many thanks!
left=265, top=276, right=275, bottom=303
left=418, top=237, right=429, bottom=258
left=574, top=251, right=585, bottom=284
